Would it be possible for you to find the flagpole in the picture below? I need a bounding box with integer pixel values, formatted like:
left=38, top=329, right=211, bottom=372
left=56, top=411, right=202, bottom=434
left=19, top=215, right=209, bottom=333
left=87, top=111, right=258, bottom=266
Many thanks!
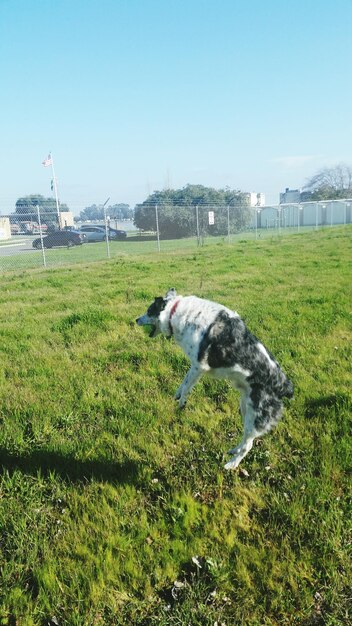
left=50, top=154, right=61, bottom=228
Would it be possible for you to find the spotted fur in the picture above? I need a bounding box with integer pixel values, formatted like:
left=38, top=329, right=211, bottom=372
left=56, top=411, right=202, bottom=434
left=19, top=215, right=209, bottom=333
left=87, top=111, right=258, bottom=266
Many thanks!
left=136, top=289, right=293, bottom=470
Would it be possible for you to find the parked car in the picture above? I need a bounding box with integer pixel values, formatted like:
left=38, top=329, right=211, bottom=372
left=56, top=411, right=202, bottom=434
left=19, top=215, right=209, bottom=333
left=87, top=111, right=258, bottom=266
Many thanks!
left=78, top=225, right=127, bottom=242
left=109, top=227, right=127, bottom=240
left=32, top=230, right=86, bottom=249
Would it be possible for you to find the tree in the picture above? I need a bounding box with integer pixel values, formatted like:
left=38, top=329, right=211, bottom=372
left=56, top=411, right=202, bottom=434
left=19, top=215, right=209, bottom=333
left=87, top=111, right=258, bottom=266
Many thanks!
left=78, top=204, right=104, bottom=222
left=14, top=195, right=70, bottom=225
left=304, top=164, right=352, bottom=200
left=78, top=203, right=133, bottom=222
left=134, top=185, right=251, bottom=238
left=108, top=203, right=133, bottom=220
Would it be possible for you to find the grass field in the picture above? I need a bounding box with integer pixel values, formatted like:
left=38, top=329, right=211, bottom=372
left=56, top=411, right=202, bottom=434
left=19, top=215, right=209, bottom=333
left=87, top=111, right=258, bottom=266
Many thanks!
left=1, top=225, right=321, bottom=273
left=0, top=227, right=351, bottom=625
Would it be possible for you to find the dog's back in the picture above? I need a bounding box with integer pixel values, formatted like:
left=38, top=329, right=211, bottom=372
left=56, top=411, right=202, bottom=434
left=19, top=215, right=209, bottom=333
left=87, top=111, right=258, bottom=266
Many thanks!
left=169, top=296, right=292, bottom=390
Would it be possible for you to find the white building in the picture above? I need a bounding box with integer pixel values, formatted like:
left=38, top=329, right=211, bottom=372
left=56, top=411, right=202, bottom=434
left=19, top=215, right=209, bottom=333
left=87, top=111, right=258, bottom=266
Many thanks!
left=254, top=199, right=351, bottom=229
left=0, top=217, right=11, bottom=240
left=246, top=192, right=265, bottom=207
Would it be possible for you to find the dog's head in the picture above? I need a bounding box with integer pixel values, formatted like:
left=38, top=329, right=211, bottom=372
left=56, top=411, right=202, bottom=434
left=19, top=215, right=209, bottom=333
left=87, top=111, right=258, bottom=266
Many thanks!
left=136, top=288, right=177, bottom=337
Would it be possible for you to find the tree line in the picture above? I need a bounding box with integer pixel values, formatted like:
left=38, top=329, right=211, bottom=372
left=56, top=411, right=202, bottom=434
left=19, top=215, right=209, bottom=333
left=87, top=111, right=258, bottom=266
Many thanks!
left=9, top=196, right=133, bottom=226
left=133, top=185, right=252, bottom=238
left=78, top=203, right=133, bottom=222
left=13, top=195, right=70, bottom=225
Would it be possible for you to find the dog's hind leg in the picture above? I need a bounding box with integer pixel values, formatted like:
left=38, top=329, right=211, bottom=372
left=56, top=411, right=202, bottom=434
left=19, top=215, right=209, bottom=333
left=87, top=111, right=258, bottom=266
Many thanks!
left=174, top=365, right=202, bottom=408
left=225, top=431, right=255, bottom=470
left=225, top=401, right=256, bottom=470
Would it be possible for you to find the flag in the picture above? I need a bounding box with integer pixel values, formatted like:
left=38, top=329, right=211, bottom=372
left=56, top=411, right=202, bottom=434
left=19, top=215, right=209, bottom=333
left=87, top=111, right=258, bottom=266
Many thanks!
left=51, top=179, right=54, bottom=191
left=42, top=154, right=52, bottom=167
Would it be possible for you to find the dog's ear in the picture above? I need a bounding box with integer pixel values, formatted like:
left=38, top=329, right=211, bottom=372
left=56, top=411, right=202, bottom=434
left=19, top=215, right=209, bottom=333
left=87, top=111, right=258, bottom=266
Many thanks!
left=152, top=297, right=166, bottom=314
left=165, top=288, right=177, bottom=301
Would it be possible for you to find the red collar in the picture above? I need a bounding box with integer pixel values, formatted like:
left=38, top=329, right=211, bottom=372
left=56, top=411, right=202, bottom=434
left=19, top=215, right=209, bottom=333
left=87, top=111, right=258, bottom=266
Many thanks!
left=169, top=299, right=180, bottom=334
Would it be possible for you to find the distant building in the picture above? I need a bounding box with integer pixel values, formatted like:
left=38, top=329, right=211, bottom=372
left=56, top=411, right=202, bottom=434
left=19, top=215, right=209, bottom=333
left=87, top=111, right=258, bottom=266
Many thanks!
left=246, top=192, right=265, bottom=207
left=59, top=211, right=74, bottom=229
left=0, top=217, right=11, bottom=240
left=279, top=188, right=301, bottom=204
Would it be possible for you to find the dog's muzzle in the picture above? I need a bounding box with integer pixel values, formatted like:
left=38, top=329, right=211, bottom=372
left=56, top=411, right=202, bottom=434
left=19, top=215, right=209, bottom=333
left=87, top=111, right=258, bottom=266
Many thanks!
left=136, top=316, right=157, bottom=337
left=136, top=315, right=150, bottom=326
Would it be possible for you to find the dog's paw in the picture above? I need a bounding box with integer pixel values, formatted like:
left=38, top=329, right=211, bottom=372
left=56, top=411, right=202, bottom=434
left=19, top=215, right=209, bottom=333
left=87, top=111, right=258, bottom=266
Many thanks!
left=174, top=388, right=187, bottom=408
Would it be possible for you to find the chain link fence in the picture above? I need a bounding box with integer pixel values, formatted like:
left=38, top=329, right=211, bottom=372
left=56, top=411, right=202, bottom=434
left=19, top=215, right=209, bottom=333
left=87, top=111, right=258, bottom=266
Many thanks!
left=1, top=200, right=351, bottom=273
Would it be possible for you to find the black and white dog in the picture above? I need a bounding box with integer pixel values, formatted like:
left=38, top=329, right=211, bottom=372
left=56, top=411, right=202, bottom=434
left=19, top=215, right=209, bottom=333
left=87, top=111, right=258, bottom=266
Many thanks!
left=136, top=289, right=293, bottom=470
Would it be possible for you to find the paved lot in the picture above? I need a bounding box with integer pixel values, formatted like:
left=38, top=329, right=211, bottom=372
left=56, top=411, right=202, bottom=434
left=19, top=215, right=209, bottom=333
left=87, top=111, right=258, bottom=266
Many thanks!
left=0, top=237, right=36, bottom=256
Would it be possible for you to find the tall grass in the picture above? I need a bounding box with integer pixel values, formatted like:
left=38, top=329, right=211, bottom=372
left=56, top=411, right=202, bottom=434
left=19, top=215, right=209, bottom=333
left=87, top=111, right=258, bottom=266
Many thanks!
left=0, top=227, right=351, bottom=625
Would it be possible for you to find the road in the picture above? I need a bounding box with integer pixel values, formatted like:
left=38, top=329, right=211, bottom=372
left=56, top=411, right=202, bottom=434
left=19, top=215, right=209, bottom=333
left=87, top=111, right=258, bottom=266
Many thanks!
left=0, top=237, right=36, bottom=257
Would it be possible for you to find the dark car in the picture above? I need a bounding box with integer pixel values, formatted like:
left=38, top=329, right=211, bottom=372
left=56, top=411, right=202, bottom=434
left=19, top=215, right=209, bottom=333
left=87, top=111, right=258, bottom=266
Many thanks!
left=32, top=230, right=86, bottom=249
left=108, top=227, right=127, bottom=240
left=78, top=225, right=127, bottom=242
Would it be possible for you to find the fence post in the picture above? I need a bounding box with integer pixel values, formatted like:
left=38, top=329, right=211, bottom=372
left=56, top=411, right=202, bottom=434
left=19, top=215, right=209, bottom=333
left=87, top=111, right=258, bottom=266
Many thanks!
left=102, top=197, right=111, bottom=259
left=155, top=204, right=161, bottom=252
left=196, top=205, right=200, bottom=246
left=104, top=209, right=111, bottom=259
left=36, top=205, right=47, bottom=268
left=227, top=205, right=230, bottom=243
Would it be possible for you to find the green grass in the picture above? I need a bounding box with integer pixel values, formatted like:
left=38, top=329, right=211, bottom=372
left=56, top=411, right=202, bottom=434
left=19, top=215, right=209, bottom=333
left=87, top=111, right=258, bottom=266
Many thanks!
left=1, top=224, right=322, bottom=272
left=0, top=227, right=351, bottom=625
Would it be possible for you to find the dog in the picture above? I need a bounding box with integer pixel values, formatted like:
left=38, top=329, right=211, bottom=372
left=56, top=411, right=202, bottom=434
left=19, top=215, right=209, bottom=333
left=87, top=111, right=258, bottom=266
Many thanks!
left=136, top=289, right=293, bottom=470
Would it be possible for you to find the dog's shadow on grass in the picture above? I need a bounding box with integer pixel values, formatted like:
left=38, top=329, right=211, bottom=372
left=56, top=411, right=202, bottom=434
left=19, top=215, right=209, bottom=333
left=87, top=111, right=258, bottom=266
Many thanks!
left=0, top=447, right=140, bottom=485
left=304, top=393, right=350, bottom=419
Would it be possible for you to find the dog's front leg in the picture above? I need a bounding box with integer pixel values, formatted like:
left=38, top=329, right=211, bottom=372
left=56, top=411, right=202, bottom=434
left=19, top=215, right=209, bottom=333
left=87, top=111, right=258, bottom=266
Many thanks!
left=174, top=365, right=202, bottom=408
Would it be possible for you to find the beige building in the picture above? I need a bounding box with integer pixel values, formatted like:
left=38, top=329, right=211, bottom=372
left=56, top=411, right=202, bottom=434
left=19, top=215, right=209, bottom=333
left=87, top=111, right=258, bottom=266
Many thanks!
left=0, top=217, right=11, bottom=240
left=58, top=211, right=74, bottom=229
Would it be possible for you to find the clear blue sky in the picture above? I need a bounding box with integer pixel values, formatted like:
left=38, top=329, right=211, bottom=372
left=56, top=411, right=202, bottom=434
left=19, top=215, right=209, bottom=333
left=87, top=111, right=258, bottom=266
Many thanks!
left=1, top=0, right=351, bottom=214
